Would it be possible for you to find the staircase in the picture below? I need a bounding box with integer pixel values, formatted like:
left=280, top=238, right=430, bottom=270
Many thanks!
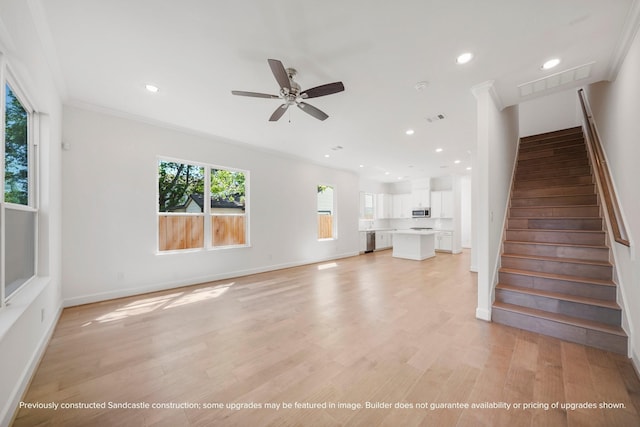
left=492, top=126, right=628, bottom=355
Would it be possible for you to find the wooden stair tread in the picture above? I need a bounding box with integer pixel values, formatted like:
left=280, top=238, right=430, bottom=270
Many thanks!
left=503, top=240, right=608, bottom=250
left=498, top=267, right=615, bottom=287
left=501, top=253, right=611, bottom=267
left=496, top=283, right=620, bottom=309
left=493, top=301, right=625, bottom=336
left=509, top=216, right=602, bottom=220
left=511, top=193, right=595, bottom=199
left=507, top=228, right=604, bottom=234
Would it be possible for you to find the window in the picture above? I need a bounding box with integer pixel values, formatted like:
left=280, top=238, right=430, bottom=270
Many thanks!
left=317, top=185, right=335, bottom=239
left=158, top=158, right=248, bottom=251
left=2, top=79, right=37, bottom=303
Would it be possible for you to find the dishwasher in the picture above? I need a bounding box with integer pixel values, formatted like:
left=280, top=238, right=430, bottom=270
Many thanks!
left=365, top=231, right=376, bottom=253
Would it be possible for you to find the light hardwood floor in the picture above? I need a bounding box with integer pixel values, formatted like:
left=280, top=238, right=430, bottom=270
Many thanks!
left=13, top=250, right=640, bottom=426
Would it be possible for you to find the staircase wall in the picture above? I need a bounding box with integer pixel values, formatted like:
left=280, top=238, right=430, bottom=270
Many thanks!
left=585, top=69, right=640, bottom=363
left=471, top=82, right=520, bottom=321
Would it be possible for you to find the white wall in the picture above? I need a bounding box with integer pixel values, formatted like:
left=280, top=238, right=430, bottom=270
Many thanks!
left=461, top=175, right=472, bottom=248
left=519, top=89, right=581, bottom=137
left=472, top=82, right=519, bottom=321
left=0, top=1, right=63, bottom=425
left=61, top=106, right=360, bottom=306
left=582, top=25, right=640, bottom=365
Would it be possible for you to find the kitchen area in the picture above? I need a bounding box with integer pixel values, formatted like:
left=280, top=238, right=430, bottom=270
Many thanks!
left=358, top=176, right=469, bottom=260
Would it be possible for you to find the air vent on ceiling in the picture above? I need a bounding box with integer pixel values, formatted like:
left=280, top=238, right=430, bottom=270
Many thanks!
left=426, top=114, right=445, bottom=123
left=518, top=62, right=594, bottom=97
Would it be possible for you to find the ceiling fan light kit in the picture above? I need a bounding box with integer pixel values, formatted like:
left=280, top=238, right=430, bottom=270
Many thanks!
left=232, top=59, right=344, bottom=121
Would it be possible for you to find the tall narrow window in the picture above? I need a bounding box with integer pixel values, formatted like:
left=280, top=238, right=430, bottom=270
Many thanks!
left=317, top=185, right=335, bottom=239
left=158, top=160, right=205, bottom=251
left=3, top=81, right=36, bottom=301
left=210, top=168, right=246, bottom=247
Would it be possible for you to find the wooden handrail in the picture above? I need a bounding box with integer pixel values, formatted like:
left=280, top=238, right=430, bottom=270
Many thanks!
left=578, top=89, right=630, bottom=247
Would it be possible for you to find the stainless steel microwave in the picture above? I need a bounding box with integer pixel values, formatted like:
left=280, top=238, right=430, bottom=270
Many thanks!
left=412, top=208, right=430, bottom=218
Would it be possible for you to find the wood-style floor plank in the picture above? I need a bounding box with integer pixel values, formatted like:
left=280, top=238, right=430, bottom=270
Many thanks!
left=11, top=250, right=640, bottom=426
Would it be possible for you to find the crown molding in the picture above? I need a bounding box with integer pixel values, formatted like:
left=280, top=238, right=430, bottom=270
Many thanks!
left=607, top=0, right=640, bottom=81
left=470, top=80, right=505, bottom=111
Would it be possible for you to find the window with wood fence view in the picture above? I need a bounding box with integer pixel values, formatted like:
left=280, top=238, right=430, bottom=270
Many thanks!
left=158, top=160, right=247, bottom=251
left=317, top=185, right=334, bottom=239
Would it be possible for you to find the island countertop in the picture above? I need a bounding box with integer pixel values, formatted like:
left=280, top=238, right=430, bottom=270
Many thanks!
left=392, top=229, right=437, bottom=235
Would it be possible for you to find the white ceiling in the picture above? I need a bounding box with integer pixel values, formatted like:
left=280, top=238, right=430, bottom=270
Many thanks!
left=38, top=0, right=635, bottom=182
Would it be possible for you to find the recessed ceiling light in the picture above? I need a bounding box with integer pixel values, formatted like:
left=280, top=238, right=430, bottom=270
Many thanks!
left=435, top=148, right=443, bottom=153
left=466, top=167, right=472, bottom=171
left=359, top=164, right=364, bottom=168
left=398, top=177, right=403, bottom=180
left=324, top=154, right=330, bottom=158
left=454, top=160, right=461, bottom=164
left=456, top=52, right=473, bottom=64
left=405, top=129, right=415, bottom=135
left=145, top=84, right=159, bottom=93
left=541, top=58, right=560, bottom=70
left=385, top=172, right=390, bottom=175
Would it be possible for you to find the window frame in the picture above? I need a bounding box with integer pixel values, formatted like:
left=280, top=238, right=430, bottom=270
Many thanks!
left=317, top=183, right=336, bottom=241
left=1, top=63, right=39, bottom=306
left=156, top=156, right=249, bottom=253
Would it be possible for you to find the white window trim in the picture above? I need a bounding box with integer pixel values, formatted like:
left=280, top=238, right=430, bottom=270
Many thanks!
left=317, top=183, right=337, bottom=241
left=0, top=59, right=39, bottom=306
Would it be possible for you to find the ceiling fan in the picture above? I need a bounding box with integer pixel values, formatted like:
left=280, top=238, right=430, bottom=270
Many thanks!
left=232, top=59, right=344, bottom=121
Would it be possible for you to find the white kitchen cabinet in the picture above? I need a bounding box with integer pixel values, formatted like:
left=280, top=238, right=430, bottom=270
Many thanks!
left=435, top=231, right=453, bottom=252
left=375, top=231, right=392, bottom=250
left=411, top=189, right=430, bottom=208
left=431, top=190, right=453, bottom=218
left=392, top=193, right=412, bottom=218
left=375, top=193, right=392, bottom=219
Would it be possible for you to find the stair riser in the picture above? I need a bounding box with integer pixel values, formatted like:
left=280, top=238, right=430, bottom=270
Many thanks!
left=518, top=145, right=586, bottom=160
left=518, top=151, right=588, bottom=167
left=515, top=175, right=593, bottom=189
left=495, top=289, right=620, bottom=326
left=517, top=159, right=590, bottom=175
left=515, top=166, right=591, bottom=180
left=492, top=308, right=627, bottom=355
left=509, top=206, right=600, bottom=218
left=512, top=185, right=595, bottom=198
left=508, top=218, right=602, bottom=231
left=501, top=257, right=612, bottom=280
left=505, top=230, right=605, bottom=245
left=498, top=271, right=616, bottom=300
left=503, top=242, right=609, bottom=262
left=511, top=195, right=598, bottom=207
left=520, top=128, right=583, bottom=144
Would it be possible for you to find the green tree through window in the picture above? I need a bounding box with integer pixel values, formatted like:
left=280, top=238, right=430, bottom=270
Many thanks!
left=4, top=84, right=29, bottom=205
left=158, top=161, right=204, bottom=212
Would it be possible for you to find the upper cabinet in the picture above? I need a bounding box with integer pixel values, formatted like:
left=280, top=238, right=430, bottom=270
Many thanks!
left=431, top=190, right=453, bottom=218
left=411, top=189, right=430, bottom=208
left=392, top=193, right=412, bottom=218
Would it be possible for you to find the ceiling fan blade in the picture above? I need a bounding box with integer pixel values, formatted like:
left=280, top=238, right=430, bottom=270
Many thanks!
left=300, top=82, right=345, bottom=99
left=268, top=59, right=291, bottom=91
left=269, top=104, right=289, bottom=121
left=232, top=90, right=279, bottom=99
left=297, top=102, right=329, bottom=121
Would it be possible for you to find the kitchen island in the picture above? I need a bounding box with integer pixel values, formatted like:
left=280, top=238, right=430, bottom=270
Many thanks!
left=391, top=229, right=436, bottom=261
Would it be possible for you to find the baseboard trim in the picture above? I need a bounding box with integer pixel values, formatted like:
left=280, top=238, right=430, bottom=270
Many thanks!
left=476, top=307, right=492, bottom=322
left=63, top=251, right=360, bottom=307
left=2, top=304, right=62, bottom=427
